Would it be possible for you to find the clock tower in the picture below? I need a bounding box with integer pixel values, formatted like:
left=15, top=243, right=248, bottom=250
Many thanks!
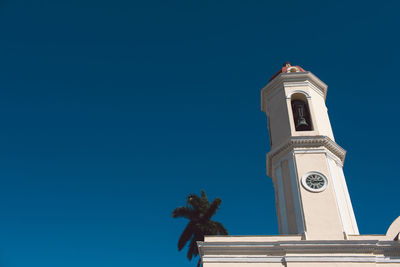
left=261, top=62, right=358, bottom=240
left=198, top=63, right=400, bottom=267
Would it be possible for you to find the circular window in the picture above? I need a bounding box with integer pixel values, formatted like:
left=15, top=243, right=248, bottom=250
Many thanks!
left=301, top=172, right=328, bottom=192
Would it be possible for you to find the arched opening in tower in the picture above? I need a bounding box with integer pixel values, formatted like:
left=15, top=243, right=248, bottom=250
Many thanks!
left=291, top=93, right=312, bottom=131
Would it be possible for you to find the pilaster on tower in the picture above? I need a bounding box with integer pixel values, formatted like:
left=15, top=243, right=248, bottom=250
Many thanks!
left=261, top=63, right=359, bottom=240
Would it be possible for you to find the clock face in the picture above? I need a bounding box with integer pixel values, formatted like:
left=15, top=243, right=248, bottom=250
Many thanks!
left=302, top=172, right=328, bottom=192
left=306, top=174, right=325, bottom=189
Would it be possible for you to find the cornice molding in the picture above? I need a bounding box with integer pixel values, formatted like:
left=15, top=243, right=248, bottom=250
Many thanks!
left=198, top=240, right=400, bottom=263
left=261, top=72, right=328, bottom=113
left=266, top=136, right=346, bottom=176
left=202, top=256, right=400, bottom=264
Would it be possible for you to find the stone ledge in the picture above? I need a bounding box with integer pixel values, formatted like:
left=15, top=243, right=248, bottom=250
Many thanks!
left=266, top=136, right=346, bottom=176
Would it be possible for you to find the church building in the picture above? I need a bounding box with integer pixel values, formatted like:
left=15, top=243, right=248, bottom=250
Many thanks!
left=198, top=63, right=400, bottom=266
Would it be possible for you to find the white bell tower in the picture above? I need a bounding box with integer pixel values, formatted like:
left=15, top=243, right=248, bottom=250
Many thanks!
left=198, top=63, right=400, bottom=267
left=261, top=63, right=359, bottom=240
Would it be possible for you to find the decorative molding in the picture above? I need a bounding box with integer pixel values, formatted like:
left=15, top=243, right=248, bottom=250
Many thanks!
left=286, top=89, right=311, bottom=99
left=325, top=149, right=344, bottom=167
left=272, top=148, right=343, bottom=170
left=266, top=136, right=346, bottom=177
left=198, top=240, right=400, bottom=262
left=202, top=257, right=283, bottom=263
left=202, top=256, right=400, bottom=263
left=284, top=81, right=325, bottom=99
left=285, top=148, right=343, bottom=167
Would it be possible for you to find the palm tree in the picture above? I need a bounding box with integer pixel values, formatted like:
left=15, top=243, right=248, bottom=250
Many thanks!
left=172, top=190, right=228, bottom=267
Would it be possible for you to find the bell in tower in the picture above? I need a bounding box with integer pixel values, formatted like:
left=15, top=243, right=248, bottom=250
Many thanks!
left=291, top=99, right=312, bottom=131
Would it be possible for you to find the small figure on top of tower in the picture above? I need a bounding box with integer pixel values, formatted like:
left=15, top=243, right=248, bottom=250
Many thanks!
left=269, top=62, right=306, bottom=81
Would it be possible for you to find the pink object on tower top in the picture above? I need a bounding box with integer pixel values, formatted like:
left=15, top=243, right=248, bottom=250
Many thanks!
left=269, top=62, right=306, bottom=81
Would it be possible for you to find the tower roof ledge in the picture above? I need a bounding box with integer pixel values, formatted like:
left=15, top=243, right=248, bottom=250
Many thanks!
left=266, top=136, right=346, bottom=177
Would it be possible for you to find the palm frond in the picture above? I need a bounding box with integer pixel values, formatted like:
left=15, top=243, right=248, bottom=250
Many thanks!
left=204, top=221, right=228, bottom=235
left=202, top=198, right=221, bottom=222
left=187, top=237, right=198, bottom=261
left=201, top=190, right=208, bottom=202
left=178, top=222, right=195, bottom=251
left=192, top=232, right=202, bottom=257
left=187, top=194, right=204, bottom=211
left=172, top=206, right=193, bottom=219
left=213, top=221, right=228, bottom=235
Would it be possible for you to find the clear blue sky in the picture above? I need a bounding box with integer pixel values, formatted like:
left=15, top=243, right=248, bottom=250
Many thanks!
left=0, top=1, right=399, bottom=266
